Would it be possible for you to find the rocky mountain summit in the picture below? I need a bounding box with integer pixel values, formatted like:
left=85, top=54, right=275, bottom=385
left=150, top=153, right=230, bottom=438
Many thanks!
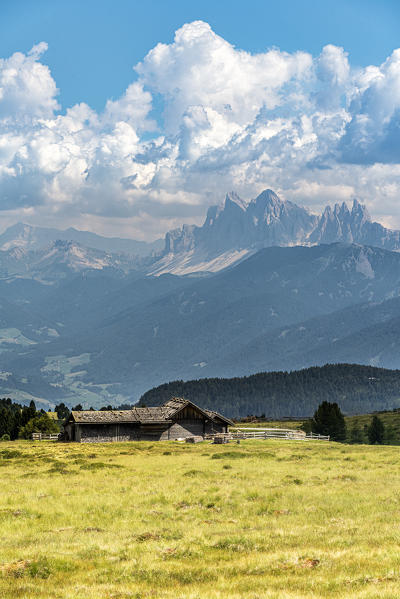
left=309, top=200, right=400, bottom=247
left=0, top=240, right=136, bottom=282
left=151, top=189, right=400, bottom=275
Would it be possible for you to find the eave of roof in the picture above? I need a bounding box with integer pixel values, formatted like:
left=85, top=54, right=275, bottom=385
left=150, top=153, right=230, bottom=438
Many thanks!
left=204, top=409, right=234, bottom=426
left=67, top=398, right=233, bottom=426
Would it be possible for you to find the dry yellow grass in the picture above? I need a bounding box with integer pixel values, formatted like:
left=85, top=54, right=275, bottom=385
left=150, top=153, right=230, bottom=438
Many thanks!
left=1, top=439, right=400, bottom=598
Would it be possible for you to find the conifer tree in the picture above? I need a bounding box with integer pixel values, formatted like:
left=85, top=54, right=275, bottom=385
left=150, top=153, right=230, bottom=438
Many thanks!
left=311, top=401, right=346, bottom=441
left=349, top=420, right=364, bottom=444
left=368, top=415, right=385, bottom=444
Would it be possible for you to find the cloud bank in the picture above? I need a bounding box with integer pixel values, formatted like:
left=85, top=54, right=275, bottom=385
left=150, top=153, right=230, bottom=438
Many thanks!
left=1, top=21, right=400, bottom=238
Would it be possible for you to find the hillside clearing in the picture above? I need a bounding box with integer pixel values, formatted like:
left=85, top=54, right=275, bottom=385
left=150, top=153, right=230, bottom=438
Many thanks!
left=1, top=439, right=400, bottom=598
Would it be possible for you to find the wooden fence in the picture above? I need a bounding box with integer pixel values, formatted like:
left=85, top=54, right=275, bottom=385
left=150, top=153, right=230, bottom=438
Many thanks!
left=32, top=433, right=60, bottom=441
left=212, top=427, right=330, bottom=442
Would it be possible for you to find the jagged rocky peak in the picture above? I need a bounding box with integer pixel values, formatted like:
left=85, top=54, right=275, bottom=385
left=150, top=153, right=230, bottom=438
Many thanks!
left=165, top=224, right=196, bottom=254
left=333, top=202, right=350, bottom=217
left=309, top=199, right=377, bottom=245
left=310, top=202, right=352, bottom=244
left=160, top=188, right=318, bottom=263
left=351, top=198, right=371, bottom=223
left=251, top=188, right=282, bottom=208
left=205, top=191, right=247, bottom=226
left=153, top=188, right=400, bottom=276
left=224, top=191, right=248, bottom=211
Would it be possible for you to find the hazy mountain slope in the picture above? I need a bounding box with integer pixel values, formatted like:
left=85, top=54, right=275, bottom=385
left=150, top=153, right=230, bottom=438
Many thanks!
left=3, top=242, right=400, bottom=407
left=215, top=296, right=400, bottom=377
left=0, top=222, right=163, bottom=256
left=0, top=241, right=136, bottom=283
left=33, top=271, right=192, bottom=331
left=29, top=242, right=400, bottom=403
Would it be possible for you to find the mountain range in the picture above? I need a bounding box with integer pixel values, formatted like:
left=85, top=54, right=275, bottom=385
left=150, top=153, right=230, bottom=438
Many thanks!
left=0, top=222, right=163, bottom=256
left=150, top=189, right=400, bottom=275
left=1, top=189, right=400, bottom=410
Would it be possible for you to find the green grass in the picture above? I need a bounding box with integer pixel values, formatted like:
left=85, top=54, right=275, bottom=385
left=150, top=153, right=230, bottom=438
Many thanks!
left=235, top=410, right=400, bottom=444
left=232, top=420, right=305, bottom=430
left=1, top=439, right=400, bottom=598
left=344, top=411, right=400, bottom=443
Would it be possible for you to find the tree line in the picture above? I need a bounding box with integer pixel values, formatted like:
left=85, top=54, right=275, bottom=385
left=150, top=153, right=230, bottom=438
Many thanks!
left=0, top=398, right=59, bottom=440
left=307, top=401, right=386, bottom=444
left=139, top=363, right=400, bottom=419
left=0, top=399, right=148, bottom=440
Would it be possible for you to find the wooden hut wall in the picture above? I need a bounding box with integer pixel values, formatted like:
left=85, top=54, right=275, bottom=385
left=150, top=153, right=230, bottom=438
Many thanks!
left=66, top=409, right=229, bottom=443
left=78, top=423, right=141, bottom=443
left=138, top=424, right=171, bottom=441
left=168, top=419, right=226, bottom=438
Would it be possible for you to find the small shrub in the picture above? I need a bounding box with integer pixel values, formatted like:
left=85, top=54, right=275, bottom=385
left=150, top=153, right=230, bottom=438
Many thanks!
left=80, top=462, right=123, bottom=470
left=0, top=449, right=23, bottom=459
left=213, top=536, right=259, bottom=552
left=183, top=469, right=203, bottom=477
left=28, top=558, right=52, bottom=579
left=135, top=532, right=160, bottom=542
left=0, top=434, right=10, bottom=441
left=211, top=451, right=248, bottom=460
left=47, top=461, right=71, bottom=475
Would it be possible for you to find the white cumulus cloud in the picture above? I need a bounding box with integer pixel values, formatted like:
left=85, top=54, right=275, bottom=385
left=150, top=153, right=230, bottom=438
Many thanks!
left=1, top=23, right=400, bottom=238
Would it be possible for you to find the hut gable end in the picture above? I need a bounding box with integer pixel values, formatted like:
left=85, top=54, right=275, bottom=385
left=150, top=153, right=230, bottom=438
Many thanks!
left=163, top=398, right=211, bottom=421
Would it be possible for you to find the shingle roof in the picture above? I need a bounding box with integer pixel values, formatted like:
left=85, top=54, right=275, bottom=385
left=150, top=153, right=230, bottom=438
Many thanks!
left=70, top=407, right=172, bottom=424
left=204, top=408, right=234, bottom=426
left=163, top=397, right=233, bottom=425
left=69, top=397, right=233, bottom=425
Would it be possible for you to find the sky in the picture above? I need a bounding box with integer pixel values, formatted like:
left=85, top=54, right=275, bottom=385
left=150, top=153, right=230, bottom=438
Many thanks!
left=1, top=0, right=400, bottom=239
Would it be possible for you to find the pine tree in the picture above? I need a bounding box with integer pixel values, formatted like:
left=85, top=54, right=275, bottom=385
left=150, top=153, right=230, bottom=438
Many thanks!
left=311, top=401, right=346, bottom=441
left=349, top=420, right=364, bottom=444
left=368, top=416, right=385, bottom=444
left=55, top=403, right=70, bottom=420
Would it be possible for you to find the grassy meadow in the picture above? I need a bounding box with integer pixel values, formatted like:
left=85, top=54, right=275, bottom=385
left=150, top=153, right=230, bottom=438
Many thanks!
left=1, top=439, right=400, bottom=598
left=235, top=410, right=400, bottom=444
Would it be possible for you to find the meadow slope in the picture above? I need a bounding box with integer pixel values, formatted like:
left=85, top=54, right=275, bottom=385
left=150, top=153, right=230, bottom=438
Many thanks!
left=1, top=440, right=400, bottom=598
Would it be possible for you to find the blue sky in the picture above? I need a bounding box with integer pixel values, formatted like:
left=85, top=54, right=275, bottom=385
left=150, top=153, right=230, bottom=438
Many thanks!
left=2, top=0, right=399, bottom=112
left=1, top=1, right=400, bottom=239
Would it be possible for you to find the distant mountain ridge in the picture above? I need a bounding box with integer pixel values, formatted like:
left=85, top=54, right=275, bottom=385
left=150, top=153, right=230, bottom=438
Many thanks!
left=150, top=189, right=400, bottom=275
left=0, top=222, right=163, bottom=257
left=0, top=240, right=137, bottom=282
left=3, top=191, right=399, bottom=278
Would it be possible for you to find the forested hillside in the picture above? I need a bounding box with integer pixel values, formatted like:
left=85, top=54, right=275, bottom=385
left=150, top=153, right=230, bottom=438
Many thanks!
left=4, top=242, right=400, bottom=407
left=138, top=364, right=400, bottom=419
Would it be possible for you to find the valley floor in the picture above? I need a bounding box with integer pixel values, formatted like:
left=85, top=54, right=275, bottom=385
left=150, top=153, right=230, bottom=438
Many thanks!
left=1, top=439, right=399, bottom=598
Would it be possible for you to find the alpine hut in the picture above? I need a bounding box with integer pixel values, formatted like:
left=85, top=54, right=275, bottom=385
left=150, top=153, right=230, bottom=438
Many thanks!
left=63, top=397, right=233, bottom=442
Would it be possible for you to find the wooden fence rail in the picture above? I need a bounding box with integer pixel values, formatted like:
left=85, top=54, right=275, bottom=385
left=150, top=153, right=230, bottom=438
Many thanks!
left=32, top=433, right=60, bottom=441
left=211, top=428, right=330, bottom=442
